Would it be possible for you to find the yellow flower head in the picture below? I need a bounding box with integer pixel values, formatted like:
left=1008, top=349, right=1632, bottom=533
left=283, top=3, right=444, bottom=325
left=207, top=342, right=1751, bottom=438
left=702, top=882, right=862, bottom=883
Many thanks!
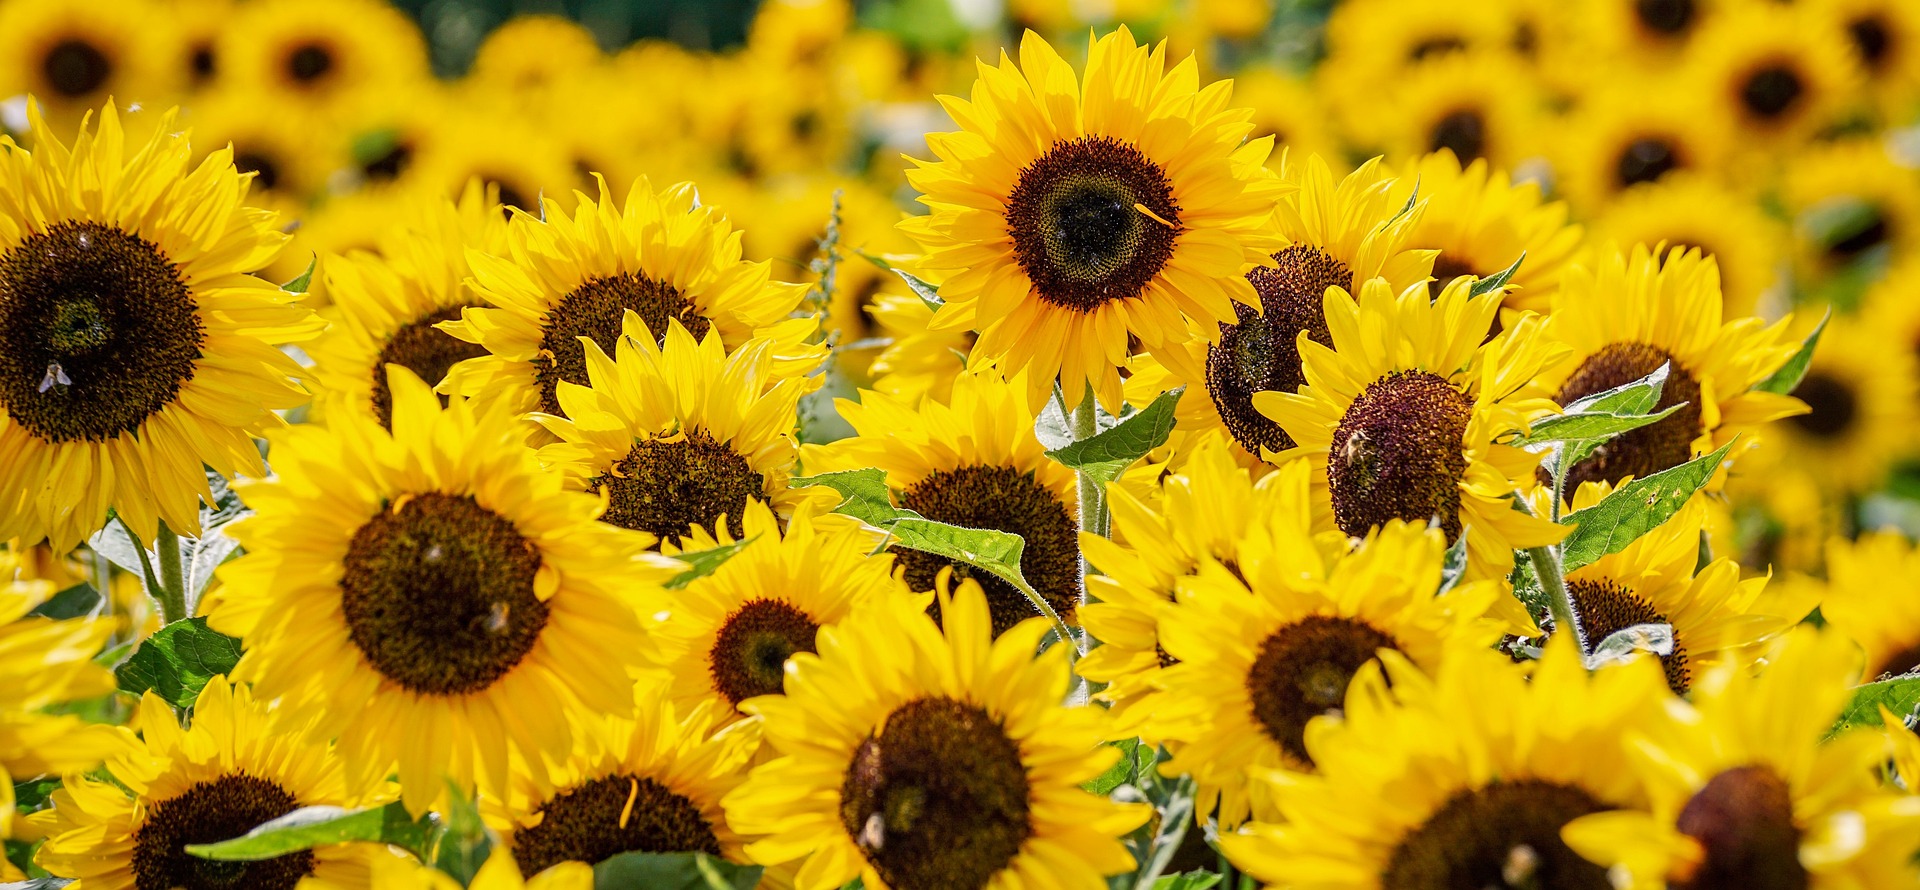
left=1389, top=150, right=1583, bottom=315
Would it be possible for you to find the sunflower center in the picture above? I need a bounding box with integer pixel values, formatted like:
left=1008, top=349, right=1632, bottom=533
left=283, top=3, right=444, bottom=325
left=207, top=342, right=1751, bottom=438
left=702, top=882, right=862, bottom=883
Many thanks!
left=1566, top=578, right=1691, bottom=693
left=1873, top=641, right=1920, bottom=679
left=894, top=465, right=1081, bottom=638
left=43, top=38, right=112, bottom=97
left=1409, top=36, right=1467, bottom=60
left=233, top=150, right=283, bottom=193
left=1429, top=110, right=1487, bottom=163
left=1206, top=246, right=1353, bottom=458
left=131, top=773, right=313, bottom=890
left=0, top=221, right=203, bottom=444
left=840, top=696, right=1032, bottom=890
left=1849, top=16, right=1892, bottom=70
left=1635, top=0, right=1694, bottom=35
left=1549, top=342, right=1705, bottom=490
left=1740, top=65, right=1804, bottom=119
left=1327, top=370, right=1473, bottom=542
left=287, top=43, right=334, bottom=84
left=362, top=141, right=415, bottom=182
left=486, top=177, right=535, bottom=214
left=339, top=491, right=548, bottom=696
left=512, top=773, right=721, bottom=876
left=1246, top=615, right=1401, bottom=766
left=1786, top=371, right=1856, bottom=440
left=590, top=431, right=765, bottom=548
left=1673, top=765, right=1807, bottom=890
left=190, top=43, right=216, bottom=82
left=534, top=272, right=709, bottom=416
left=708, top=598, right=819, bottom=705
left=1617, top=136, right=1681, bottom=188
left=1005, top=135, right=1180, bottom=312
left=1383, top=779, right=1612, bottom=889
left=1827, top=206, right=1889, bottom=261
left=369, top=305, right=489, bottom=430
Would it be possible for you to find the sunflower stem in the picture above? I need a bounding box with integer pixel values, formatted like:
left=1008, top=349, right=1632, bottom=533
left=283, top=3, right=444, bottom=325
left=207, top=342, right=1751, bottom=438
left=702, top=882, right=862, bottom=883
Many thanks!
left=1072, top=390, right=1110, bottom=540
left=1514, top=497, right=1585, bottom=655
left=153, top=521, right=188, bottom=626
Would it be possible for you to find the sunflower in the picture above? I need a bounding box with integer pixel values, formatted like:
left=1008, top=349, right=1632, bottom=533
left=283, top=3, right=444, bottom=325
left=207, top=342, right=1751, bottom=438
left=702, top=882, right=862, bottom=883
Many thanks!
left=1527, top=243, right=1804, bottom=492
left=722, top=582, right=1149, bottom=890
left=306, top=180, right=508, bottom=428
left=653, top=499, right=917, bottom=721
left=164, top=0, right=232, bottom=91
left=1817, top=530, right=1920, bottom=681
left=217, top=0, right=429, bottom=110
left=805, top=370, right=1083, bottom=637
left=1550, top=79, right=1733, bottom=213
left=1563, top=627, right=1920, bottom=888
left=36, top=679, right=387, bottom=890
left=1254, top=275, right=1567, bottom=581
left=1231, top=68, right=1341, bottom=170
left=0, top=0, right=177, bottom=131
left=1318, top=0, right=1514, bottom=102
left=401, top=99, right=577, bottom=215
left=1809, top=0, right=1920, bottom=114
left=530, top=319, right=815, bottom=549
left=1218, top=636, right=1670, bottom=888
left=865, top=289, right=977, bottom=405
left=1389, top=149, right=1582, bottom=315
left=1367, top=51, right=1544, bottom=171
left=1149, top=476, right=1527, bottom=826
left=1146, top=154, right=1436, bottom=470
left=1585, top=174, right=1790, bottom=318
left=899, top=27, right=1287, bottom=412
left=205, top=367, right=682, bottom=813
left=440, top=176, right=820, bottom=424
left=1783, top=138, right=1920, bottom=287
left=0, top=561, right=121, bottom=782
left=327, top=83, right=452, bottom=195
left=487, top=693, right=761, bottom=875
left=1577, top=0, right=1727, bottom=68
left=1757, top=312, right=1917, bottom=497
left=0, top=104, right=321, bottom=553
left=468, top=15, right=605, bottom=98
left=1685, top=3, right=1863, bottom=148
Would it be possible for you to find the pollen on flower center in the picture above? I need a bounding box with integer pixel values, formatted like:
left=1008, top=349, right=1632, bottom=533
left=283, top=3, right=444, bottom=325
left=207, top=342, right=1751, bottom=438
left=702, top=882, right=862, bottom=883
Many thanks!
left=894, top=464, right=1081, bottom=638
left=1005, top=135, right=1180, bottom=312
left=1246, top=615, right=1401, bottom=766
left=1548, top=342, right=1704, bottom=490
left=591, top=430, right=766, bottom=548
left=1207, top=246, right=1353, bottom=458
left=369, top=304, right=489, bottom=430
left=840, top=696, right=1033, bottom=890
left=0, top=221, right=205, bottom=444
left=339, top=491, right=549, bottom=696
left=1382, top=779, right=1613, bottom=889
left=131, top=773, right=314, bottom=890
left=1672, top=765, right=1807, bottom=890
left=1567, top=578, right=1692, bottom=693
left=709, top=598, right=820, bottom=705
left=513, top=773, right=722, bottom=876
left=1327, top=370, right=1473, bottom=542
left=535, top=271, right=709, bottom=416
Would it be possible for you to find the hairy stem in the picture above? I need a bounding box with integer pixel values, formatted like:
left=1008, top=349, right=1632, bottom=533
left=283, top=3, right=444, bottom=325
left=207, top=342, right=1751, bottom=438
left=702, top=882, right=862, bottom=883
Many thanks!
left=152, top=521, right=188, bottom=625
left=1514, top=497, right=1585, bottom=654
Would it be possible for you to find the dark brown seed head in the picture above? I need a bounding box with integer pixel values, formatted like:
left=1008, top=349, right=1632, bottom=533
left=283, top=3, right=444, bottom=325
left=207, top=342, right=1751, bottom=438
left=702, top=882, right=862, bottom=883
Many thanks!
left=1429, top=110, right=1487, bottom=164
left=1005, top=135, right=1180, bottom=312
left=1206, top=246, right=1352, bottom=458
left=708, top=598, right=820, bottom=705
left=132, top=773, right=313, bottom=890
left=43, top=38, right=112, bottom=97
left=534, top=272, right=708, bottom=416
left=894, top=465, right=1080, bottom=638
left=1672, top=765, right=1807, bottom=890
left=590, top=431, right=765, bottom=549
left=1383, top=779, right=1613, bottom=890
left=513, top=773, right=721, bottom=876
left=286, top=43, right=334, bottom=84
left=1636, top=0, right=1695, bottom=36
left=1328, top=370, right=1473, bottom=542
left=1566, top=578, right=1692, bottom=693
left=1246, top=615, right=1401, bottom=766
left=1849, top=16, right=1892, bottom=71
left=369, top=304, right=490, bottom=430
left=1786, top=370, right=1857, bottom=440
left=1740, top=65, right=1805, bottom=120
left=1617, top=137, right=1682, bottom=189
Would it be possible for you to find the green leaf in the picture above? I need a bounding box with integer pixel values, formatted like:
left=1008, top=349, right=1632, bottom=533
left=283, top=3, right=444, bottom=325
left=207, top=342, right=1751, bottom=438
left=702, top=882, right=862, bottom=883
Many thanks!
left=14, top=776, right=62, bottom=810
left=593, top=852, right=763, bottom=890
left=1559, top=440, right=1736, bottom=572
left=1756, top=308, right=1831, bottom=395
left=1153, top=873, right=1224, bottom=890
left=1468, top=252, right=1525, bottom=298
left=664, top=536, right=759, bottom=590
left=1116, top=775, right=1197, bottom=890
left=1525, top=363, right=1677, bottom=475
left=1582, top=622, right=1675, bottom=671
left=113, top=618, right=243, bottom=709
left=280, top=257, right=316, bottom=295
left=790, top=468, right=916, bottom=529
left=1831, top=675, right=1920, bottom=736
left=185, top=802, right=433, bottom=861
left=1513, top=404, right=1684, bottom=450
left=1437, top=531, right=1469, bottom=595
left=431, top=782, right=491, bottom=885
left=1044, top=388, right=1183, bottom=490
left=28, top=583, right=100, bottom=620
left=0, top=878, right=72, bottom=889
left=859, top=251, right=945, bottom=311
left=1565, top=362, right=1668, bottom=416
left=888, top=519, right=1029, bottom=595
left=1082, top=738, right=1152, bottom=795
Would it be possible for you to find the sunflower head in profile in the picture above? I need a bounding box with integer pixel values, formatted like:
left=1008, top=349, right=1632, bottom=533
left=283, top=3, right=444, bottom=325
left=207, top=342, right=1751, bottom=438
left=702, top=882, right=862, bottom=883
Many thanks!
left=1390, top=150, right=1583, bottom=315
left=806, top=370, right=1083, bottom=638
left=1783, top=138, right=1920, bottom=286
left=0, top=0, right=176, bottom=130
left=654, top=499, right=919, bottom=720
left=1148, top=461, right=1531, bottom=826
left=441, top=176, right=820, bottom=427
left=1686, top=3, right=1863, bottom=148
left=206, top=367, right=683, bottom=813
left=723, top=582, right=1149, bottom=890
left=1585, top=173, right=1790, bottom=318
left=0, top=103, right=322, bottom=553
left=217, top=0, right=429, bottom=109
left=307, top=179, right=510, bottom=429
left=1563, top=627, right=1920, bottom=889
left=899, top=27, right=1287, bottom=412
left=1550, top=80, right=1733, bottom=213
left=531, top=317, right=816, bottom=550
left=1528, top=243, right=1804, bottom=493
left=36, top=679, right=387, bottom=890
left=1220, top=637, right=1670, bottom=889
left=487, top=692, right=761, bottom=876
left=1255, top=275, right=1567, bottom=581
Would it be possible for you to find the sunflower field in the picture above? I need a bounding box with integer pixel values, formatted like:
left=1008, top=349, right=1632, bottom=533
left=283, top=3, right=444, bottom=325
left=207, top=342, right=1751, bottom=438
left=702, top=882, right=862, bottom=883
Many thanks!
left=3, top=0, right=1920, bottom=887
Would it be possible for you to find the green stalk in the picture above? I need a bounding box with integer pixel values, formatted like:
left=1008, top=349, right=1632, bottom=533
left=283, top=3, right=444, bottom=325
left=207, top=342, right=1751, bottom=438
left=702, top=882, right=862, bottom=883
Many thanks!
left=152, top=521, right=188, bottom=625
left=1072, top=391, right=1110, bottom=540
left=1514, top=497, right=1585, bottom=654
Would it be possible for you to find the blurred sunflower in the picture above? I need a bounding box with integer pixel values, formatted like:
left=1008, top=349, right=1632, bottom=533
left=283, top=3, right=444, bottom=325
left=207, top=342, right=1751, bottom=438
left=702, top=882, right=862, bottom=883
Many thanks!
left=1319, top=0, right=1512, bottom=98
left=468, top=15, right=604, bottom=98
left=1151, top=481, right=1525, bottom=826
left=402, top=101, right=575, bottom=216
left=37, top=680, right=386, bottom=889
left=1783, top=138, right=1920, bottom=286
left=489, top=694, right=760, bottom=875
left=217, top=0, right=429, bottom=110
left=0, top=104, right=319, bottom=553
left=1255, top=276, right=1567, bottom=580
left=1686, top=3, right=1862, bottom=148
left=1529, top=244, right=1803, bottom=491
left=1233, top=68, right=1341, bottom=169
left=1585, top=173, right=1790, bottom=317
left=305, top=180, right=508, bottom=428
left=1819, top=530, right=1920, bottom=680
left=0, top=0, right=176, bottom=130
left=865, top=289, right=976, bottom=405
left=899, top=27, right=1286, bottom=411
left=1809, top=0, right=1920, bottom=113
left=206, top=368, right=682, bottom=812
left=1762, top=313, right=1917, bottom=496
left=1369, top=51, right=1543, bottom=170
left=185, top=85, right=331, bottom=211
left=1564, top=628, right=1920, bottom=888
left=1389, top=149, right=1582, bottom=314
left=805, top=371, right=1082, bottom=637
left=1578, top=0, right=1725, bottom=67
left=1551, top=80, right=1732, bottom=212
left=1220, top=637, right=1669, bottom=888
left=163, top=0, right=231, bottom=91
left=655, top=500, right=913, bottom=720
left=723, top=583, right=1149, bottom=890
left=0, top=560, right=120, bottom=785
left=441, top=177, right=819, bottom=423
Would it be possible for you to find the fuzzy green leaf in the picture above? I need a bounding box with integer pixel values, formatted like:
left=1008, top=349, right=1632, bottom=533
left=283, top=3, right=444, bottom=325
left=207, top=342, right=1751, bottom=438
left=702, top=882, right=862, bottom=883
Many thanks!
left=1468, top=252, right=1525, bottom=298
left=280, top=257, right=316, bottom=295
left=1045, top=388, right=1183, bottom=489
left=28, top=583, right=100, bottom=620
left=1564, top=362, right=1668, bottom=415
left=1437, top=531, right=1469, bottom=595
left=1559, top=441, right=1736, bottom=572
left=593, top=852, right=764, bottom=890
left=888, top=519, right=1027, bottom=590
left=790, top=468, right=915, bottom=528
left=1082, top=738, right=1152, bottom=795
left=1153, top=873, right=1224, bottom=890
left=1756, top=308, right=1831, bottom=395
left=664, top=536, right=759, bottom=590
left=431, top=782, right=492, bottom=886
left=1514, top=404, right=1684, bottom=449
left=114, top=618, right=243, bottom=709
left=1830, top=675, right=1920, bottom=736
left=185, top=803, right=433, bottom=861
